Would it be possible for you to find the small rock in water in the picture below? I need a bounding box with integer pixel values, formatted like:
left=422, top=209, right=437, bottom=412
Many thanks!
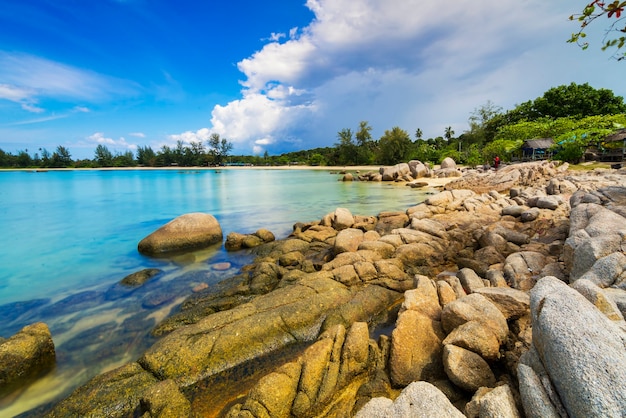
left=193, top=283, right=209, bottom=293
left=212, top=262, right=231, bottom=271
left=120, top=268, right=163, bottom=287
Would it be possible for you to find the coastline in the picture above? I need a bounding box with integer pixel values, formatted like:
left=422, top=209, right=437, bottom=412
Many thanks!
left=0, top=164, right=457, bottom=189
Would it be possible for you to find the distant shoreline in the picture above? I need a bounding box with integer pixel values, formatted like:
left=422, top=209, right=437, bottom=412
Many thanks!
left=0, top=164, right=458, bottom=189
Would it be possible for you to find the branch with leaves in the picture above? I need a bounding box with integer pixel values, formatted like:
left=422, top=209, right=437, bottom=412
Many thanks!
left=569, top=1, right=626, bottom=60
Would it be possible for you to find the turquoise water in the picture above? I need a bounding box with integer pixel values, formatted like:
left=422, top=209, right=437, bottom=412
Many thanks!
left=0, top=168, right=429, bottom=415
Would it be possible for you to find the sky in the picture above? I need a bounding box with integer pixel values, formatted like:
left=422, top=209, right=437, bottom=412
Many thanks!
left=0, top=0, right=624, bottom=159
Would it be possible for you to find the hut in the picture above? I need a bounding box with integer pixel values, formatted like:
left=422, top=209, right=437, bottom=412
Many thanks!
left=600, top=129, right=626, bottom=162
left=521, top=138, right=554, bottom=161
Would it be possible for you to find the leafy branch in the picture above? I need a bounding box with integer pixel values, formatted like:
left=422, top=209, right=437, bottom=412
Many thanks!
left=569, top=1, right=626, bottom=60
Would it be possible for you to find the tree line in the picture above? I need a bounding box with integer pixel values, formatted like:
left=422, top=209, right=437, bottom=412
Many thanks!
left=1, top=83, right=625, bottom=169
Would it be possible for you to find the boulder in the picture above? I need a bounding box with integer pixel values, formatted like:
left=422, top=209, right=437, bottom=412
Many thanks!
left=139, top=276, right=353, bottom=387
left=120, top=268, right=162, bottom=287
left=442, top=320, right=501, bottom=361
left=473, top=287, right=530, bottom=320
left=440, top=157, right=457, bottom=170
left=503, top=251, right=547, bottom=291
left=571, top=279, right=624, bottom=321
left=138, top=213, right=223, bottom=256
left=390, top=311, right=446, bottom=386
left=478, top=384, right=522, bottom=418
left=334, top=228, right=365, bottom=254
left=441, top=293, right=508, bottom=344
left=332, top=207, right=354, bottom=230
left=529, top=276, right=626, bottom=417
left=520, top=208, right=540, bottom=222
left=442, top=344, right=496, bottom=392
left=140, top=379, right=191, bottom=417
left=356, top=381, right=465, bottom=418
left=409, top=160, right=430, bottom=178
left=0, top=322, right=55, bottom=396
left=457, top=268, right=485, bottom=294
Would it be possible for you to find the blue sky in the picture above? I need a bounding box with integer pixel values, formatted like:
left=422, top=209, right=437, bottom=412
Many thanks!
left=1, top=0, right=625, bottom=159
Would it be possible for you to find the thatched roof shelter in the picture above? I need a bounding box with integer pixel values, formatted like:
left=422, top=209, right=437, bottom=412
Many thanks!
left=522, top=138, right=554, bottom=150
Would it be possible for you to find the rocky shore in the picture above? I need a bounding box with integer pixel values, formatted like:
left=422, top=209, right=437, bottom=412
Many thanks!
left=3, top=160, right=625, bottom=417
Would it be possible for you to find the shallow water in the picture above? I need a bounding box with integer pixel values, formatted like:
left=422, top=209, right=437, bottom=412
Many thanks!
left=0, top=168, right=430, bottom=416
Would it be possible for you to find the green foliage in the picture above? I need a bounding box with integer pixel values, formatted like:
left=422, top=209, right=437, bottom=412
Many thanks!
left=465, top=144, right=484, bottom=168
left=554, top=141, right=585, bottom=163
left=94, top=144, right=114, bottom=167
left=482, top=139, right=523, bottom=163
left=503, top=83, right=626, bottom=125
left=377, top=127, right=412, bottom=165
left=569, top=1, right=626, bottom=60
left=207, top=133, right=233, bottom=165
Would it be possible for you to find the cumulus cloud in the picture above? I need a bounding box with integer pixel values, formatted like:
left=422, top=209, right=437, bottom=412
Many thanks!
left=192, top=0, right=623, bottom=154
left=88, top=132, right=137, bottom=151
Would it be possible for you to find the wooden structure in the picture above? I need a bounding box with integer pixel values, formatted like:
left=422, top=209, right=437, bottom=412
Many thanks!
left=521, top=138, right=554, bottom=161
left=600, top=129, right=626, bottom=162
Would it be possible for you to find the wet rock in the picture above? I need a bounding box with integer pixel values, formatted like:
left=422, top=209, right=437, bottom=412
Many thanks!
left=120, top=268, right=162, bottom=287
left=46, top=362, right=158, bottom=417
left=139, top=276, right=353, bottom=387
left=138, top=212, right=223, bottom=256
left=0, top=322, right=55, bottom=396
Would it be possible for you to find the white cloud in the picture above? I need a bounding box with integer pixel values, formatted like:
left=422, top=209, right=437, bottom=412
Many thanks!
left=167, top=128, right=212, bottom=144
left=0, top=51, right=139, bottom=111
left=73, top=106, right=90, bottom=113
left=87, top=132, right=137, bottom=151
left=204, top=0, right=625, bottom=153
left=130, top=132, right=146, bottom=138
left=21, top=103, right=45, bottom=113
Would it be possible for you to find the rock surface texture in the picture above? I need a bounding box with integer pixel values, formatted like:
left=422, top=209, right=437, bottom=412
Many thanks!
left=41, top=162, right=626, bottom=417
left=138, top=212, right=223, bottom=256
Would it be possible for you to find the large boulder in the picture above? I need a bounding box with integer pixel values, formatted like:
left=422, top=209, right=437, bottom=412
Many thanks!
left=356, top=381, right=465, bottom=418
left=0, top=322, right=56, bottom=396
left=139, top=275, right=353, bottom=387
left=440, top=157, right=457, bottom=170
left=138, top=213, right=223, bottom=256
left=528, top=276, right=626, bottom=417
left=442, top=344, right=496, bottom=392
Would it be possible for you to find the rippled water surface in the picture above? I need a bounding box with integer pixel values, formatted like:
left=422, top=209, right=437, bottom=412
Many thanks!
left=0, top=168, right=430, bottom=416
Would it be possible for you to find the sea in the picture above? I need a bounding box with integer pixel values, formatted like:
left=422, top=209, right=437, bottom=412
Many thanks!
left=0, top=168, right=431, bottom=416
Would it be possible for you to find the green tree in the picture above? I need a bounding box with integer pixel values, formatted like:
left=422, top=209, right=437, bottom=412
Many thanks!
left=335, top=128, right=356, bottom=165
left=569, top=1, right=626, bottom=60
left=16, top=150, right=33, bottom=167
left=377, top=127, right=412, bottom=164
left=207, top=133, right=233, bottom=165
left=113, top=151, right=136, bottom=167
left=444, top=126, right=455, bottom=140
left=355, top=121, right=373, bottom=164
left=94, top=144, right=114, bottom=167
left=415, top=128, right=423, bottom=141
left=464, top=101, right=503, bottom=145
left=136, top=146, right=156, bottom=166
left=50, top=145, right=72, bottom=167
